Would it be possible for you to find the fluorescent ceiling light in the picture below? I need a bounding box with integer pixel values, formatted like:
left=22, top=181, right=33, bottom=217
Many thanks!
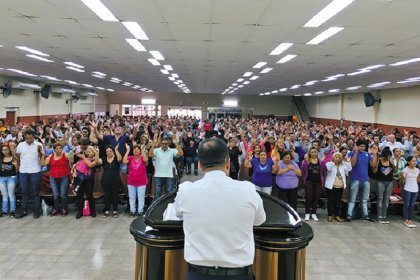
left=260, top=67, right=273, bottom=74
left=81, top=0, right=118, bottom=22
left=171, top=73, right=179, bottom=78
left=125, top=39, right=146, bottom=52
left=243, top=81, right=250, bottom=85
left=66, top=66, right=85, bottom=73
left=347, top=69, right=370, bottom=76
left=83, top=84, right=93, bottom=88
left=15, top=82, right=41, bottom=90
left=264, top=92, right=271, bottom=95
left=389, top=58, right=420, bottom=66
left=276, top=54, right=297, bottom=64
left=16, top=46, right=49, bottom=57
left=328, top=89, right=340, bottom=93
left=92, top=71, right=106, bottom=76
left=250, top=76, right=259, bottom=80
left=96, top=86, right=105, bottom=90
left=149, top=51, right=165, bottom=60
left=148, top=58, right=161, bottom=66
left=232, top=83, right=238, bottom=86
left=346, top=86, right=361, bottom=90
left=360, top=64, right=385, bottom=71
left=87, top=92, right=98, bottom=96
left=237, top=78, right=244, bottom=82
left=304, top=93, right=312, bottom=96
left=40, top=75, right=61, bottom=81
left=107, top=89, right=115, bottom=92
left=367, top=81, right=391, bottom=88
left=168, top=77, right=176, bottom=81
left=304, top=80, right=319, bottom=86
left=404, top=76, right=420, bottom=81
left=7, top=68, right=37, bottom=77
left=269, top=43, right=293, bottom=55
left=259, top=93, right=264, bottom=96
left=304, top=0, right=354, bottom=27
left=61, top=88, right=75, bottom=94
left=122, top=21, right=149, bottom=40
left=306, top=27, right=344, bottom=45
left=223, top=100, right=238, bottom=107
left=132, top=85, right=141, bottom=89
left=237, top=85, right=244, bottom=88
left=123, top=82, right=133, bottom=86
left=290, top=84, right=301, bottom=89
left=294, top=95, right=301, bottom=97
left=110, top=80, right=120, bottom=83
left=64, top=80, right=79, bottom=85
left=279, top=88, right=288, bottom=92
left=160, top=69, right=170, bottom=75
left=110, top=77, right=121, bottom=81
left=26, top=54, right=54, bottom=63
left=314, top=91, right=324, bottom=95
left=178, top=80, right=183, bottom=83
left=243, top=72, right=253, bottom=77
left=140, top=88, right=148, bottom=91
left=92, top=74, right=106, bottom=78
left=271, top=90, right=279, bottom=93
left=174, top=81, right=181, bottom=84
left=142, top=99, right=156, bottom=105
left=163, top=65, right=173, bottom=71
left=252, top=62, right=267, bottom=69
left=64, top=62, right=84, bottom=69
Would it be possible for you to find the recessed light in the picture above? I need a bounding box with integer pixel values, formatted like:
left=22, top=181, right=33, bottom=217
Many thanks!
left=279, top=88, right=288, bottom=92
left=264, top=92, right=271, bottom=95
left=237, top=78, right=244, bottom=82
left=64, top=62, right=84, bottom=68
left=92, top=74, right=106, bottom=78
left=243, top=72, right=253, bottom=77
left=168, top=77, right=176, bottom=81
left=92, top=71, right=106, bottom=76
left=271, top=90, right=279, bottom=93
left=83, top=84, right=93, bottom=88
left=125, top=39, right=146, bottom=52
left=6, top=68, right=37, bottom=77
left=232, top=83, right=238, bottom=86
left=149, top=51, right=165, bottom=60
left=243, top=81, right=250, bottom=85
left=389, top=58, right=420, bottom=66
left=260, top=67, right=273, bottom=74
left=306, top=27, right=344, bottom=45
left=148, top=58, right=161, bottom=66
left=346, top=86, right=361, bottom=90
left=40, top=75, right=61, bottom=81
left=314, top=91, right=324, bottom=95
left=16, top=46, right=50, bottom=57
left=238, top=85, right=244, bottom=88
left=81, top=0, right=118, bottom=21
left=367, top=81, right=391, bottom=88
left=347, top=69, right=370, bottom=76
left=360, top=64, right=385, bottom=71
left=252, top=62, right=267, bottom=69
left=66, top=66, right=85, bottom=73
left=160, top=69, right=170, bottom=75
left=64, top=80, right=79, bottom=85
left=171, top=73, right=179, bottom=78
left=304, top=93, right=312, bottom=96
left=122, top=21, right=149, bottom=40
left=276, top=54, right=297, bottom=64
left=269, top=43, right=293, bottom=55
left=290, top=84, right=301, bottom=89
left=163, top=65, right=173, bottom=71
left=107, top=89, right=115, bottom=92
left=123, top=82, right=133, bottom=86
left=26, top=54, right=54, bottom=63
left=250, top=76, right=260, bottom=80
left=96, top=86, right=105, bottom=90
left=304, top=0, right=354, bottom=27
left=328, top=89, right=340, bottom=93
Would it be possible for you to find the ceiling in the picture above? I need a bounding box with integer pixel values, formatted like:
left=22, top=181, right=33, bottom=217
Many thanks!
left=0, top=0, right=419, bottom=96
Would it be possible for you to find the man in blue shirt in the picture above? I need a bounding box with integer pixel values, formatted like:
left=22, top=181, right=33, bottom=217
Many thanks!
left=346, top=139, right=378, bottom=222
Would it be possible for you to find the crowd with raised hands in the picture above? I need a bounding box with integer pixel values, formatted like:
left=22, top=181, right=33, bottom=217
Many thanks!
left=0, top=115, right=419, bottom=227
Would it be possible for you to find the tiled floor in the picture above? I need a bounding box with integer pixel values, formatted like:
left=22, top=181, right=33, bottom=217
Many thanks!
left=0, top=173, right=419, bottom=279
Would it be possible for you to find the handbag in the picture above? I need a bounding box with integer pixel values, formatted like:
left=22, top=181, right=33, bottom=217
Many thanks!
left=333, top=167, right=344, bottom=188
left=83, top=200, right=91, bottom=216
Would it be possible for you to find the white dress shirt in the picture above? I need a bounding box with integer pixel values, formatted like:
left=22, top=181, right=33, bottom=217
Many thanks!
left=174, top=170, right=266, bottom=268
left=16, top=140, right=42, bottom=173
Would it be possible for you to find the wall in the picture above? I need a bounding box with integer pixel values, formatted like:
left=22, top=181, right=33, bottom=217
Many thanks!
left=303, top=85, right=420, bottom=131
left=107, top=91, right=293, bottom=117
left=0, top=76, right=107, bottom=123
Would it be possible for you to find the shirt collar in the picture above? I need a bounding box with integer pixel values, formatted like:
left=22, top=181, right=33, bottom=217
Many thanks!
left=204, top=170, right=226, bottom=178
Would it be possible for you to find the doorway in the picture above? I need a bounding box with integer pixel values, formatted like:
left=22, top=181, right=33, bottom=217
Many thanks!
left=6, top=109, right=17, bottom=125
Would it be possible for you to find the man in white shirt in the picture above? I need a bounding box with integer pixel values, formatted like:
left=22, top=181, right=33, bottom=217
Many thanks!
left=174, top=138, right=266, bottom=280
left=15, top=130, right=43, bottom=219
left=149, top=134, right=183, bottom=201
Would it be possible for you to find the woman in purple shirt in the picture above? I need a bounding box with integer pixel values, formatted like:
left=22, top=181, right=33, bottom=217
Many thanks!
left=244, top=150, right=279, bottom=194
left=276, top=150, right=302, bottom=210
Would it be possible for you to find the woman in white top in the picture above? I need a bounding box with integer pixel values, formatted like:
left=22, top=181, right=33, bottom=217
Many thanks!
left=401, top=156, right=419, bottom=228
left=325, top=152, right=352, bottom=222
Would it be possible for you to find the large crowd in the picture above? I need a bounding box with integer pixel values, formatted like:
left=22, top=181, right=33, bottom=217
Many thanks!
left=0, top=115, right=419, bottom=227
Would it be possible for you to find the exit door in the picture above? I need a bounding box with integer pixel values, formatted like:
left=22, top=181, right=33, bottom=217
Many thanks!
left=6, top=111, right=16, bottom=126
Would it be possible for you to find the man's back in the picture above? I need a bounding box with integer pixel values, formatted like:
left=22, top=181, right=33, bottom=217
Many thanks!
left=174, top=170, right=265, bottom=268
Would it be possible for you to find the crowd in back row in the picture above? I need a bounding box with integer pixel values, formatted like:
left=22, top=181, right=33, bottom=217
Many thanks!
left=0, top=116, right=419, bottom=227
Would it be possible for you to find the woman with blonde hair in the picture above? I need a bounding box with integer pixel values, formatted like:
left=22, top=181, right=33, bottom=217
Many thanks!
left=324, top=152, right=352, bottom=222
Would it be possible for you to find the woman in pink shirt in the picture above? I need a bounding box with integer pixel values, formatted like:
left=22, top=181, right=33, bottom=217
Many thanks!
left=123, top=144, right=149, bottom=217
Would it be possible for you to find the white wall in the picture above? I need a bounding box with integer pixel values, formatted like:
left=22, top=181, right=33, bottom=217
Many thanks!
left=303, top=85, right=420, bottom=128
left=107, top=91, right=293, bottom=117
left=0, top=76, right=107, bottom=119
